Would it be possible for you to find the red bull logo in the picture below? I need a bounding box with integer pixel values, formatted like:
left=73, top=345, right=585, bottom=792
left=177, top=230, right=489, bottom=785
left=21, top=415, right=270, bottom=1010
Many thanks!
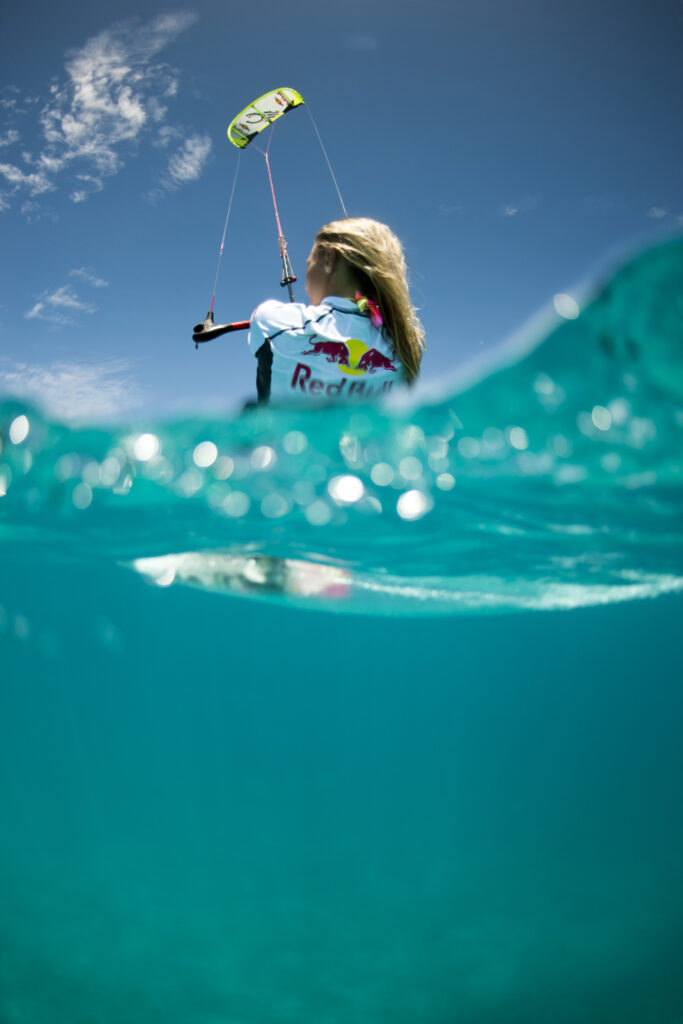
left=301, top=336, right=397, bottom=374
left=295, top=335, right=398, bottom=397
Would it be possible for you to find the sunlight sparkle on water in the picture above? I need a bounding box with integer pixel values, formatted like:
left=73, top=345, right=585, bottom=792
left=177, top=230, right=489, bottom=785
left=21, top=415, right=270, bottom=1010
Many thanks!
left=305, top=500, right=333, bottom=526
left=482, top=427, right=505, bottom=452
left=283, top=430, right=307, bottom=455
left=99, top=457, right=123, bottom=487
left=601, top=452, right=622, bottom=473
left=426, top=437, right=449, bottom=459
left=223, top=492, right=250, bottom=517
left=370, top=463, right=394, bottom=486
left=508, top=426, right=530, bottom=451
left=533, top=373, right=556, bottom=396
left=9, top=415, right=30, bottom=445
left=132, top=433, right=160, bottom=462
left=608, top=398, right=631, bottom=425
left=628, top=417, right=657, bottom=448
left=81, top=461, right=101, bottom=487
left=251, top=446, right=276, bottom=471
left=261, top=492, right=291, bottom=519
left=399, top=425, right=425, bottom=450
left=553, top=293, right=580, bottom=319
left=328, top=474, right=364, bottom=504
left=292, top=480, right=316, bottom=506
left=591, top=405, right=612, bottom=431
left=72, top=482, right=92, bottom=510
left=457, top=437, right=481, bottom=459
left=213, top=456, right=234, bottom=480
left=551, top=434, right=572, bottom=457
left=193, top=441, right=218, bottom=468
left=399, top=456, right=423, bottom=481
left=207, top=484, right=229, bottom=510
left=397, top=490, right=433, bottom=520
left=555, top=464, right=588, bottom=484
left=176, top=468, right=203, bottom=497
left=428, top=453, right=450, bottom=473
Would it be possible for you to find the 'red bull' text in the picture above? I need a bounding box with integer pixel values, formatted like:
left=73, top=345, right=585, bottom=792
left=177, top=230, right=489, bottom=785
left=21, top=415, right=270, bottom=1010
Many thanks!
left=291, top=363, right=395, bottom=397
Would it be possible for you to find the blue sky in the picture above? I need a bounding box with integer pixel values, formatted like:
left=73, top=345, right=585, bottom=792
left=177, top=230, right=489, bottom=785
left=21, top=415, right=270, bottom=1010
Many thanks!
left=1, top=0, right=681, bottom=420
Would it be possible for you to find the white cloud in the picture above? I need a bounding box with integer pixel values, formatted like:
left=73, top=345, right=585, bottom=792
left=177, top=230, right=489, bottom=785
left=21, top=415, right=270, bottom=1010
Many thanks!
left=0, top=162, right=53, bottom=195
left=647, top=206, right=669, bottom=219
left=47, top=285, right=97, bottom=312
left=0, top=85, right=40, bottom=114
left=153, top=124, right=184, bottom=148
left=70, top=267, right=108, bottom=287
left=25, top=302, right=74, bottom=326
left=0, top=11, right=203, bottom=211
left=146, top=132, right=212, bottom=201
left=0, top=130, right=19, bottom=148
left=20, top=199, right=58, bottom=223
left=500, top=196, right=540, bottom=218
left=166, top=133, right=212, bottom=184
left=25, top=276, right=103, bottom=325
left=0, top=358, right=143, bottom=422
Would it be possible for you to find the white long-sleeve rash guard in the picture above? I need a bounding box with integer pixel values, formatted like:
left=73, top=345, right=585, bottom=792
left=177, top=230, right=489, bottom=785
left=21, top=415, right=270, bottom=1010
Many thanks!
left=248, top=296, right=404, bottom=403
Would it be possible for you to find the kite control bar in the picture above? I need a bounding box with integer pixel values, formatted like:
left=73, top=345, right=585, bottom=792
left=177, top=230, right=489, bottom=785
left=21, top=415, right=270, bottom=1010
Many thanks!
left=192, top=311, right=249, bottom=348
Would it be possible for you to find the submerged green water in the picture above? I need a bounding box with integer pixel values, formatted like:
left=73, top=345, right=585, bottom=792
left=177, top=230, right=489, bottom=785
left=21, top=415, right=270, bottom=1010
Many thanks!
left=1, top=239, right=682, bottom=1022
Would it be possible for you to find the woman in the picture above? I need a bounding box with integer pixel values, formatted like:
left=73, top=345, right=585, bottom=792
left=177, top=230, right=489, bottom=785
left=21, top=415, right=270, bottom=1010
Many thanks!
left=248, top=217, right=425, bottom=403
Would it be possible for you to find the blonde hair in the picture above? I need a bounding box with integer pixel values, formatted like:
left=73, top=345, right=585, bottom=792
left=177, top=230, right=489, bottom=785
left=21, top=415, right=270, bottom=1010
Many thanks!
left=314, top=217, right=425, bottom=382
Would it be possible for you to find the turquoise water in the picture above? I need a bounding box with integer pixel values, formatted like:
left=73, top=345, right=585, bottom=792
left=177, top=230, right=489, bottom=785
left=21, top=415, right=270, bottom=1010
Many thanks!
left=1, top=239, right=682, bottom=1022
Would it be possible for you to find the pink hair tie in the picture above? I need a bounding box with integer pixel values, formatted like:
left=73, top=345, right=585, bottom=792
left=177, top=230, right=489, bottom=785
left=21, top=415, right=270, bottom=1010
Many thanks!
left=355, top=291, right=383, bottom=330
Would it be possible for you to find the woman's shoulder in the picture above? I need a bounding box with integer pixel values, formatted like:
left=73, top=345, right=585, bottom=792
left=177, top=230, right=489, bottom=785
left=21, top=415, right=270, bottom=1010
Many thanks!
left=252, top=298, right=331, bottom=332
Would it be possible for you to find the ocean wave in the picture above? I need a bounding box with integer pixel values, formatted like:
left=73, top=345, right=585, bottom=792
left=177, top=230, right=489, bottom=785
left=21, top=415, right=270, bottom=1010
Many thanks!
left=2, top=238, right=682, bottom=615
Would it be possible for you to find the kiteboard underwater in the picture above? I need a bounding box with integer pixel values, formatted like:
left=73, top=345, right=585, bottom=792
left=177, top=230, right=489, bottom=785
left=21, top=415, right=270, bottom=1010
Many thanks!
left=2, top=234, right=682, bottom=615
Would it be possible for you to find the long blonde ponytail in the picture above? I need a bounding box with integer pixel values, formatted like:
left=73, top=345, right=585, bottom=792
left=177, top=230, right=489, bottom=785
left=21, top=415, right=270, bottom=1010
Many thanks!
left=314, top=218, right=425, bottom=382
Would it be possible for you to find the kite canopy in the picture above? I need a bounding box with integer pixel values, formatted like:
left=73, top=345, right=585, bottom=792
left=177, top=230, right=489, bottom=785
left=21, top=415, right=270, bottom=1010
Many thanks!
left=227, top=88, right=305, bottom=148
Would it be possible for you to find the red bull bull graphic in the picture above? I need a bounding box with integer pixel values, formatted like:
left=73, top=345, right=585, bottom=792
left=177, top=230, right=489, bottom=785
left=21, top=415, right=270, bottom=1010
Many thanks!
left=356, top=348, right=396, bottom=373
left=302, top=339, right=351, bottom=366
